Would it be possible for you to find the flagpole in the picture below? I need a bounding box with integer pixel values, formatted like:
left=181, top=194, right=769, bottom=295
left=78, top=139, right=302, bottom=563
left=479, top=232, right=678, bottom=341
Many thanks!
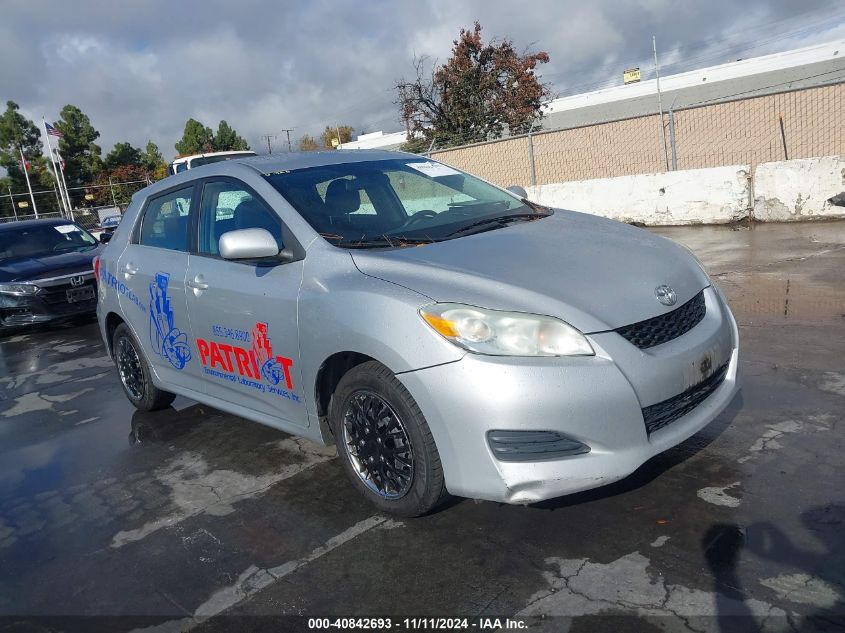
left=54, top=147, right=73, bottom=217
left=19, top=146, right=39, bottom=218
left=42, top=118, right=68, bottom=217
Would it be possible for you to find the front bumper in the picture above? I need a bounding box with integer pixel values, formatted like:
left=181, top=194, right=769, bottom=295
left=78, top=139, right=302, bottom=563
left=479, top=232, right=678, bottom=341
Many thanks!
left=0, top=274, right=97, bottom=328
left=398, top=286, right=740, bottom=504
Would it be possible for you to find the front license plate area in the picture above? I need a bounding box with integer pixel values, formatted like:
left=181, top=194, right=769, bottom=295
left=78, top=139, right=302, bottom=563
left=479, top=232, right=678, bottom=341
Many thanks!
left=66, top=286, right=95, bottom=303
left=682, top=344, right=729, bottom=390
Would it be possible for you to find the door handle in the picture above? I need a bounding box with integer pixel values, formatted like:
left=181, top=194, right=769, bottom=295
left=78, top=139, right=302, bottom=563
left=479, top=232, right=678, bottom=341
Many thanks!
left=187, top=275, right=209, bottom=290
left=124, top=263, right=138, bottom=276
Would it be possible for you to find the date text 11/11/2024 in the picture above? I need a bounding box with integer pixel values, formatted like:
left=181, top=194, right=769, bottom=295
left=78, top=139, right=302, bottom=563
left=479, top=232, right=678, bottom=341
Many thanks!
left=306, top=617, right=528, bottom=630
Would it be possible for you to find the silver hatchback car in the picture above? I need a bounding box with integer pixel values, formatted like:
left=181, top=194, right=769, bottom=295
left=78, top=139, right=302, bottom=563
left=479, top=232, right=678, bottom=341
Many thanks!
left=96, top=150, right=739, bottom=516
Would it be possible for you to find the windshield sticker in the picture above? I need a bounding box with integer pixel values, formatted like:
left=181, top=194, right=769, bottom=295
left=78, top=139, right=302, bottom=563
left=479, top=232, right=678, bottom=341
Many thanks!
left=149, top=272, right=192, bottom=370
left=54, top=224, right=80, bottom=234
left=406, top=161, right=461, bottom=178
left=196, top=322, right=300, bottom=402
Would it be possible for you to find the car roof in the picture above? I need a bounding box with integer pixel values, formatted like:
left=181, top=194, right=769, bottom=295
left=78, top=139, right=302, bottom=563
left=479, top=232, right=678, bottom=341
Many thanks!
left=0, top=218, right=77, bottom=232
left=135, top=149, right=423, bottom=202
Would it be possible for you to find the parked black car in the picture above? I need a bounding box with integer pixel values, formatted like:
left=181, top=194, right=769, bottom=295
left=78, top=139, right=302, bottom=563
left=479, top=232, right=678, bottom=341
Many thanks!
left=0, top=219, right=101, bottom=329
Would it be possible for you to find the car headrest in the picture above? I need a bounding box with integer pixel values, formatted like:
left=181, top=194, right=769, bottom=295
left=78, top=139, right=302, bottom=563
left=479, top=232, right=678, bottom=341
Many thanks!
left=324, top=179, right=360, bottom=216
left=234, top=199, right=275, bottom=233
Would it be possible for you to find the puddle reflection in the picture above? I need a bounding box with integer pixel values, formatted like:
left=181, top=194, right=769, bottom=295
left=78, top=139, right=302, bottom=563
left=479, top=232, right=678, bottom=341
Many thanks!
left=717, top=273, right=845, bottom=322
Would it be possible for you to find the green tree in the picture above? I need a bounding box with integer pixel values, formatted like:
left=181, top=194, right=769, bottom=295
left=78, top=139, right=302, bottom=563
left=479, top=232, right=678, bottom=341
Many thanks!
left=104, top=141, right=142, bottom=169
left=56, top=105, right=103, bottom=196
left=320, top=125, right=354, bottom=149
left=298, top=134, right=319, bottom=151
left=175, top=118, right=214, bottom=155
left=213, top=120, right=250, bottom=151
left=141, top=141, right=168, bottom=180
left=0, top=101, right=58, bottom=216
left=89, top=164, right=151, bottom=207
left=396, top=22, right=550, bottom=149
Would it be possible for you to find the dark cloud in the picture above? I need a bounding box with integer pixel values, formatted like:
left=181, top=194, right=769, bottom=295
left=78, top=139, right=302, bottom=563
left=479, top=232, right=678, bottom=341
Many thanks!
left=1, top=0, right=843, bottom=158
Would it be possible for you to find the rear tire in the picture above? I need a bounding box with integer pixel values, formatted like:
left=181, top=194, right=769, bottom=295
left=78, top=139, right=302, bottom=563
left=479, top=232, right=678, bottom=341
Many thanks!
left=112, top=323, right=175, bottom=411
left=329, top=361, right=448, bottom=517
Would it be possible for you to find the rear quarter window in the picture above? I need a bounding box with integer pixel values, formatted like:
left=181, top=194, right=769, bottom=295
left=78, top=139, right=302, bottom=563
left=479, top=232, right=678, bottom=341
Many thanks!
left=138, top=186, right=194, bottom=251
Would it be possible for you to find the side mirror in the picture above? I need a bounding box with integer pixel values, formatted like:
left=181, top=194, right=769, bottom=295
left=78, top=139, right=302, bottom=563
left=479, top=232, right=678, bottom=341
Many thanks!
left=220, top=228, right=291, bottom=261
left=99, top=232, right=112, bottom=244
left=506, top=185, right=528, bottom=199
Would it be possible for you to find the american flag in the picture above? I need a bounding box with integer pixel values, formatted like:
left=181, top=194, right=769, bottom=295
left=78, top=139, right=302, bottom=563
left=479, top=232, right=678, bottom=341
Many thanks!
left=45, top=122, right=64, bottom=138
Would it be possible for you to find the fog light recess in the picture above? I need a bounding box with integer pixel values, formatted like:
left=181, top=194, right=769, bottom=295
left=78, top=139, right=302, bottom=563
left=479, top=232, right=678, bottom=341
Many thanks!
left=486, top=430, right=590, bottom=462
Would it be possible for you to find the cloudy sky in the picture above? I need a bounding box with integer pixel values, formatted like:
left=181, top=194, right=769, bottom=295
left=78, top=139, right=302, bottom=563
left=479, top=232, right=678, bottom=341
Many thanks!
left=2, top=0, right=844, bottom=159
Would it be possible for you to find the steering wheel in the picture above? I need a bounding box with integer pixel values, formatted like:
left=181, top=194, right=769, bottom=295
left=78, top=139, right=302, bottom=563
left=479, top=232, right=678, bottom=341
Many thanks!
left=404, top=210, right=438, bottom=226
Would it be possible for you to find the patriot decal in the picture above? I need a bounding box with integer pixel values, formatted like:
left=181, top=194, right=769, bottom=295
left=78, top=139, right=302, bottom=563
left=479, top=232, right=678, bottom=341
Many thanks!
left=196, top=322, right=298, bottom=400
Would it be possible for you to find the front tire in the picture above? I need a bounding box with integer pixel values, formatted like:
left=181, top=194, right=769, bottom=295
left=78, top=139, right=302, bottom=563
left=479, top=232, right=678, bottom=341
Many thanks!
left=113, top=323, right=175, bottom=411
left=329, top=361, right=448, bottom=517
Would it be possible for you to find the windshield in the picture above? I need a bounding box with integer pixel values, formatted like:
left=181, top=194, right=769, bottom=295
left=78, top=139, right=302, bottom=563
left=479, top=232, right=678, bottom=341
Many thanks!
left=0, top=223, right=98, bottom=261
left=263, top=158, right=547, bottom=248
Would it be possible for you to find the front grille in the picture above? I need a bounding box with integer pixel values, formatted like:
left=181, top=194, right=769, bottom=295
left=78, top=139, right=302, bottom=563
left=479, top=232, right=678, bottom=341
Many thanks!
left=39, top=279, right=97, bottom=305
left=616, top=291, right=706, bottom=349
left=642, top=362, right=729, bottom=435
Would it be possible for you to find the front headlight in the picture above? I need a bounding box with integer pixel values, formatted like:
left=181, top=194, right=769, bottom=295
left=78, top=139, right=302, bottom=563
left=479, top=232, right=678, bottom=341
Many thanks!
left=420, top=303, right=594, bottom=357
left=0, top=283, right=39, bottom=296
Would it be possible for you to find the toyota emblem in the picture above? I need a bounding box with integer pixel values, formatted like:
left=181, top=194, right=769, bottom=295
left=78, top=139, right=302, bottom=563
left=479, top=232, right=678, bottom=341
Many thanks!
left=655, top=284, right=677, bottom=306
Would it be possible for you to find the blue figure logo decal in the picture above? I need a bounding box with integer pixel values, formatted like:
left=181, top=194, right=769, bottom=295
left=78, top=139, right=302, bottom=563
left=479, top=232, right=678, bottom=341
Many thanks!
left=149, top=272, right=192, bottom=370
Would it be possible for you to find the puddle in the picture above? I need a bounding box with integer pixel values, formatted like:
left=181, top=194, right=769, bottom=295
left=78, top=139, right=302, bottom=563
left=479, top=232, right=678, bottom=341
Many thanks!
left=715, top=273, right=845, bottom=323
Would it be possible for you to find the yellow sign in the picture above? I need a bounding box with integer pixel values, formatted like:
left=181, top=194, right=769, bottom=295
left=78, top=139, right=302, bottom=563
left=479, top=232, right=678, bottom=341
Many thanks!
left=331, top=138, right=340, bottom=148
left=85, top=193, right=95, bottom=201
left=17, top=201, right=29, bottom=208
left=623, top=68, right=641, bottom=84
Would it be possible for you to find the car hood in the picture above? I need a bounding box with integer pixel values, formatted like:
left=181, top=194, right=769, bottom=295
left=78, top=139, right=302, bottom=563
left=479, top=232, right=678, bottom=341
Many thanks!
left=0, top=248, right=101, bottom=283
left=350, top=210, right=710, bottom=333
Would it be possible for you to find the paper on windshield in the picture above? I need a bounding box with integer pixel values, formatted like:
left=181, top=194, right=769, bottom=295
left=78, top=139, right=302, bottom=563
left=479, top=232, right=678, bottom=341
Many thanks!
left=406, top=161, right=461, bottom=178
left=54, top=225, right=80, bottom=234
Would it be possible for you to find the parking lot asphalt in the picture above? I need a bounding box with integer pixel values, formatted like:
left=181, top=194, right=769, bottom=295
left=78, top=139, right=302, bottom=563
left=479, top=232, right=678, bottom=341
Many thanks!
left=1, top=221, right=844, bottom=632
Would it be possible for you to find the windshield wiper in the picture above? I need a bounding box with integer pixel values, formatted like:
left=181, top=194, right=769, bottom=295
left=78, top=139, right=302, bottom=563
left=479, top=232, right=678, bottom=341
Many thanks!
left=445, top=212, right=549, bottom=238
left=338, top=234, right=435, bottom=250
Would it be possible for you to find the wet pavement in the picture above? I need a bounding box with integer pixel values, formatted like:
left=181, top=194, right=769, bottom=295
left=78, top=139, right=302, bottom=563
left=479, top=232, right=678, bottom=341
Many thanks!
left=1, top=221, right=844, bottom=632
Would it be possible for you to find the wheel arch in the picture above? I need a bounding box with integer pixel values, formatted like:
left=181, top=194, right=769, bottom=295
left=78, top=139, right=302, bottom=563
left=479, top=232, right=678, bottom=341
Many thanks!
left=314, top=351, right=380, bottom=421
left=104, top=311, right=127, bottom=357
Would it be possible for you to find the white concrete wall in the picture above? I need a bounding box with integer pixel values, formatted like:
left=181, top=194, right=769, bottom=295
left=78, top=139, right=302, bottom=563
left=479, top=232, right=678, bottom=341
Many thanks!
left=753, top=156, right=845, bottom=221
left=526, top=165, right=751, bottom=226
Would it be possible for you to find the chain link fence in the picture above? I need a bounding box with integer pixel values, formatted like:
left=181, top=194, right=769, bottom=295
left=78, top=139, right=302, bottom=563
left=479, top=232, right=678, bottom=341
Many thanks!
left=0, top=178, right=150, bottom=231
left=420, top=82, right=844, bottom=188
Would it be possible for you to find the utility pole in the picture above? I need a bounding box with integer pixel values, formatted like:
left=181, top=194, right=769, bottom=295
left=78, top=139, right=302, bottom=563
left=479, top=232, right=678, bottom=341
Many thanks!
left=335, top=124, right=343, bottom=148
left=261, top=134, right=277, bottom=154
left=280, top=129, right=294, bottom=152
left=653, top=35, right=670, bottom=172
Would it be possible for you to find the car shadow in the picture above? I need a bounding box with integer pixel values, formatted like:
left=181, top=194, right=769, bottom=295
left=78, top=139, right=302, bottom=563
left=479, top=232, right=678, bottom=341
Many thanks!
left=128, top=405, right=205, bottom=446
left=703, top=506, right=845, bottom=631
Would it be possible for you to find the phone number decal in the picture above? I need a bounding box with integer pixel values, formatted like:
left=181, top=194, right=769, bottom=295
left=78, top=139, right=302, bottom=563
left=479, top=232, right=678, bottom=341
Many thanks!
left=211, top=325, right=251, bottom=342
